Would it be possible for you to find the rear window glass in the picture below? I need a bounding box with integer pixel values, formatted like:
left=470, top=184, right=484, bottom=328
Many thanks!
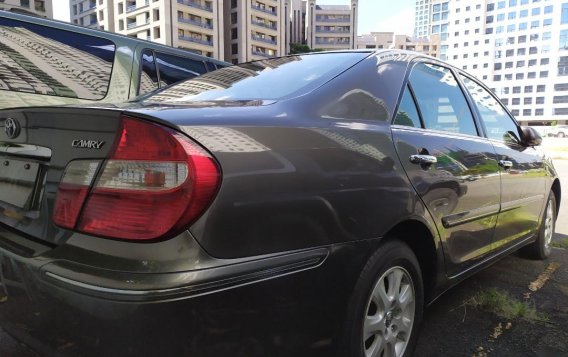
left=143, top=52, right=368, bottom=103
left=155, top=52, right=206, bottom=86
left=0, top=17, right=115, bottom=100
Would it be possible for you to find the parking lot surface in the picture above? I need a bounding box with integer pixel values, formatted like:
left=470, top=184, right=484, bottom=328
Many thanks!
left=2, top=160, right=568, bottom=357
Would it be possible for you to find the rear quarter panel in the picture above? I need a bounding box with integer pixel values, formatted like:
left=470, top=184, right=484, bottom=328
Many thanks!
left=138, top=54, right=441, bottom=259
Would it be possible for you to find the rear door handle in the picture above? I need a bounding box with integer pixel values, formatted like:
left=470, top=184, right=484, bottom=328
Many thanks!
left=409, top=155, right=437, bottom=165
left=499, top=160, right=513, bottom=169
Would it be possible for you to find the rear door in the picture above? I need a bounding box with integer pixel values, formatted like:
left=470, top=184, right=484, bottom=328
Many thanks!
left=459, top=74, right=547, bottom=251
left=392, top=62, right=501, bottom=277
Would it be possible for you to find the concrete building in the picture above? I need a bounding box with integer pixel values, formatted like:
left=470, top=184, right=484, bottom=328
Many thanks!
left=357, top=32, right=440, bottom=58
left=0, top=0, right=53, bottom=18
left=289, top=0, right=306, bottom=44
left=71, top=0, right=224, bottom=59
left=306, top=0, right=357, bottom=50
left=223, top=0, right=288, bottom=63
left=70, top=0, right=114, bottom=31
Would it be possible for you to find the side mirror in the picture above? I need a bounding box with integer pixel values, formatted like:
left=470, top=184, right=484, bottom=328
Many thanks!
left=520, top=126, right=542, bottom=147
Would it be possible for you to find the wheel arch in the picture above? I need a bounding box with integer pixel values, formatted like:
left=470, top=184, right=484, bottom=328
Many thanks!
left=383, top=219, right=442, bottom=303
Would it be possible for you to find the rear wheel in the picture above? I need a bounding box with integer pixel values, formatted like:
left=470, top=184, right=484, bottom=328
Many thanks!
left=559, top=132, right=566, bottom=138
left=343, top=240, right=424, bottom=357
left=521, top=193, right=556, bottom=260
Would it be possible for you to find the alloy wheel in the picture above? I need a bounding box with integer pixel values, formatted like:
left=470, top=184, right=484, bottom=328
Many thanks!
left=544, top=200, right=555, bottom=249
left=363, top=266, right=415, bottom=357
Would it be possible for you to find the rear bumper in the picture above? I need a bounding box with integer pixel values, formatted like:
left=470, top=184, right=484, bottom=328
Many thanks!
left=0, top=226, right=378, bottom=357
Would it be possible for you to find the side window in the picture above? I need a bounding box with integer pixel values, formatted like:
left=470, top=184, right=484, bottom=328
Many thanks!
left=409, top=63, right=478, bottom=136
left=139, top=49, right=159, bottom=95
left=205, top=61, right=217, bottom=72
left=155, top=52, right=206, bottom=86
left=460, top=75, right=520, bottom=142
left=394, top=85, right=422, bottom=128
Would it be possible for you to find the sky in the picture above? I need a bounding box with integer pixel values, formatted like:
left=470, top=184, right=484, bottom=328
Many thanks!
left=323, top=0, right=415, bottom=35
left=53, top=0, right=416, bottom=36
left=53, top=0, right=70, bottom=22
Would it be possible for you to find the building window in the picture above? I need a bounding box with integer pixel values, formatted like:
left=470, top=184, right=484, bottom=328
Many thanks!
left=559, top=56, right=568, bottom=76
left=537, top=85, right=546, bottom=92
left=536, top=97, right=545, bottom=104
left=518, top=35, right=527, bottom=43
left=535, top=109, right=543, bottom=116
left=511, top=110, right=520, bottom=116
left=522, top=109, right=531, bottom=116
left=555, top=83, right=568, bottom=91
left=540, top=71, right=549, bottom=78
left=517, top=60, right=525, bottom=67
left=516, top=73, right=524, bottom=80
left=505, top=62, right=513, bottom=69
left=561, top=30, right=568, bottom=50
left=513, top=86, right=521, bottom=94
left=563, top=3, right=568, bottom=24
left=524, top=98, right=532, bottom=105
left=525, top=86, right=533, bottom=93
left=494, top=75, right=502, bottom=81
left=553, top=96, right=568, bottom=104
left=512, top=98, right=521, bottom=105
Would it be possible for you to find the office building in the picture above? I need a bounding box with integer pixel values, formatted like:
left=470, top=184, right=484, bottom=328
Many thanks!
left=0, top=0, right=53, bottom=18
left=416, top=0, right=568, bottom=125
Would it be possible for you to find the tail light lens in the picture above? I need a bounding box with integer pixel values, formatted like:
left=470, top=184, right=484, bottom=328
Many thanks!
left=53, top=116, right=221, bottom=241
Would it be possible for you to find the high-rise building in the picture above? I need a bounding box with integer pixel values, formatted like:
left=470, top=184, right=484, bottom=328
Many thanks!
left=71, top=0, right=224, bottom=59
left=0, top=0, right=53, bottom=18
left=415, top=0, right=568, bottom=125
left=223, top=0, right=288, bottom=63
left=70, top=0, right=114, bottom=31
left=306, top=0, right=357, bottom=50
left=289, top=0, right=306, bottom=44
left=356, top=32, right=441, bottom=58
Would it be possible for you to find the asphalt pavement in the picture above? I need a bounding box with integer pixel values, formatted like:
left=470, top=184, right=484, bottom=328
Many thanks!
left=2, top=158, right=568, bottom=357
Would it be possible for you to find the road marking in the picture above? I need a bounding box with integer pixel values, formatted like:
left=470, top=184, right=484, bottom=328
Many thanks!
left=528, top=262, right=561, bottom=292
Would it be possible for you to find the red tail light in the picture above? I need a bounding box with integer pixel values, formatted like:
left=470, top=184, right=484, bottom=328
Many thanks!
left=53, top=116, right=221, bottom=241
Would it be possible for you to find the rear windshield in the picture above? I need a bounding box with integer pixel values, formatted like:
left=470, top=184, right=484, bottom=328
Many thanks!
left=0, top=17, right=115, bottom=100
left=142, top=52, right=368, bottom=103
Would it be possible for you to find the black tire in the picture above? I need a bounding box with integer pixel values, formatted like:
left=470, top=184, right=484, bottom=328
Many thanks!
left=560, top=132, right=566, bottom=138
left=342, top=240, right=424, bottom=357
left=521, top=193, right=557, bottom=260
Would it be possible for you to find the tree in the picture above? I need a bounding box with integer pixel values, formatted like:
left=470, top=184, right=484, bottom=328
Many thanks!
left=289, top=43, right=325, bottom=55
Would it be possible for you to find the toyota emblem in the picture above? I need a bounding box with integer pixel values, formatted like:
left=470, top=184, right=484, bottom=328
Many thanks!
left=4, top=118, right=20, bottom=139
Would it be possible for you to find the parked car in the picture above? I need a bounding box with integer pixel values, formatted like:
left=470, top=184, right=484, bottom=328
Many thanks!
left=0, top=11, right=228, bottom=109
left=549, top=125, right=568, bottom=137
left=0, top=50, right=560, bottom=357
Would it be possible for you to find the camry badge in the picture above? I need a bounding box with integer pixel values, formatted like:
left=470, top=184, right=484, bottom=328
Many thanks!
left=4, top=118, right=20, bottom=139
left=72, top=139, right=105, bottom=149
